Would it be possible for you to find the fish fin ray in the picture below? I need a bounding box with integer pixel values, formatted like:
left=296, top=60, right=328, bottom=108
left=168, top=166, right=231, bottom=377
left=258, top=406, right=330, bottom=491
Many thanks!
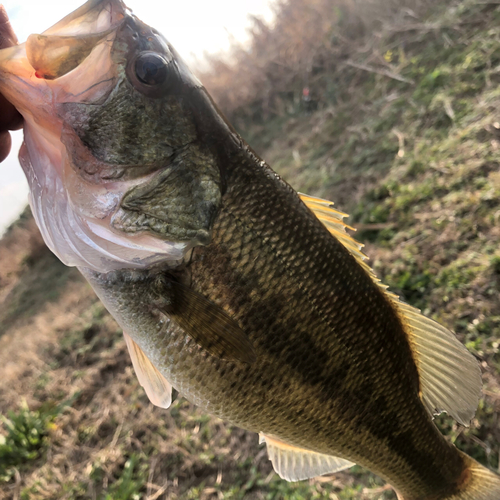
left=300, top=192, right=482, bottom=426
left=396, top=302, right=481, bottom=426
left=299, top=193, right=373, bottom=275
left=155, top=279, right=256, bottom=364
left=123, top=332, right=172, bottom=409
left=260, top=433, right=354, bottom=482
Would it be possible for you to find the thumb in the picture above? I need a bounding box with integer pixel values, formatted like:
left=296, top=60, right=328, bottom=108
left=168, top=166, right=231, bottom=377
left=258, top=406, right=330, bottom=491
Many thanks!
left=0, top=5, right=19, bottom=49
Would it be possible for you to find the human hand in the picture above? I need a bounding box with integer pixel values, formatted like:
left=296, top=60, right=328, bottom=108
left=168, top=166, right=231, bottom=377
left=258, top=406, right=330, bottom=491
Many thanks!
left=0, top=5, right=23, bottom=162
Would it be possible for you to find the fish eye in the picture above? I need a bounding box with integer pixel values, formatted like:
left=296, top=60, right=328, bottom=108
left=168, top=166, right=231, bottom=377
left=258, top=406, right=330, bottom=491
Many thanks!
left=135, top=52, right=168, bottom=86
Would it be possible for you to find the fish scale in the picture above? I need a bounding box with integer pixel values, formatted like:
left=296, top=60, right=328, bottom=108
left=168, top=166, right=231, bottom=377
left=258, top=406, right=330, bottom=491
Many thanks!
left=83, top=146, right=483, bottom=497
left=183, top=155, right=455, bottom=486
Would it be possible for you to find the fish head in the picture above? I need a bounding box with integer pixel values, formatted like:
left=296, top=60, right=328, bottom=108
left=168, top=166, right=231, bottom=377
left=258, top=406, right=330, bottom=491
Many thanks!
left=0, top=0, right=224, bottom=272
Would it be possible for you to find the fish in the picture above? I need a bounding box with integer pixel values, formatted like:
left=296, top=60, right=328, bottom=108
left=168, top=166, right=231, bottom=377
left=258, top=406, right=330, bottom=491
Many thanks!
left=0, top=1, right=498, bottom=498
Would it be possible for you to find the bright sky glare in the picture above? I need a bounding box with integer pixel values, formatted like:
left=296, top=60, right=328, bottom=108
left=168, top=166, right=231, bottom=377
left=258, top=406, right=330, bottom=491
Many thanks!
left=0, top=0, right=275, bottom=235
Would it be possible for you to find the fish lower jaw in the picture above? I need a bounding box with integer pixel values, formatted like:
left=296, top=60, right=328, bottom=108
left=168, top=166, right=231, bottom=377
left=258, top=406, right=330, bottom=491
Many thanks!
left=36, top=200, right=191, bottom=273
left=19, top=123, right=194, bottom=274
left=24, top=154, right=191, bottom=273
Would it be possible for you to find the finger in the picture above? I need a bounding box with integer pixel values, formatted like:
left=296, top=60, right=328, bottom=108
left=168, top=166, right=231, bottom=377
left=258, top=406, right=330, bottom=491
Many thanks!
left=0, top=130, right=12, bottom=162
left=0, top=92, right=22, bottom=130
left=0, top=6, right=23, bottom=135
left=0, top=5, right=18, bottom=48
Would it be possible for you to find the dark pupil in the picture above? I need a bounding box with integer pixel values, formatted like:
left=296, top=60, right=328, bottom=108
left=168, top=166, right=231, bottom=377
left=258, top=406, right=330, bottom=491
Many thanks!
left=135, top=54, right=167, bottom=85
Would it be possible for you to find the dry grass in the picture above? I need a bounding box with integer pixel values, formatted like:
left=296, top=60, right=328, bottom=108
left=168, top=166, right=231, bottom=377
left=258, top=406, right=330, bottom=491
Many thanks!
left=200, top=0, right=433, bottom=120
left=0, top=212, right=43, bottom=305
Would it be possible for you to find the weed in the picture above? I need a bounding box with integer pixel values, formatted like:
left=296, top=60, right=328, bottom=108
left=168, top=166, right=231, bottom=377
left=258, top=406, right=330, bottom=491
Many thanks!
left=0, top=396, right=77, bottom=482
left=101, top=454, right=148, bottom=500
left=490, top=255, right=500, bottom=274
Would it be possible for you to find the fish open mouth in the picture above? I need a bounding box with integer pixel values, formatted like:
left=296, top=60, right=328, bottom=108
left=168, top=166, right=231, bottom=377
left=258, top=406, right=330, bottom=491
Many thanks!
left=0, top=0, right=127, bottom=107
left=25, top=0, right=127, bottom=80
left=0, top=0, right=203, bottom=272
left=0, top=0, right=132, bottom=185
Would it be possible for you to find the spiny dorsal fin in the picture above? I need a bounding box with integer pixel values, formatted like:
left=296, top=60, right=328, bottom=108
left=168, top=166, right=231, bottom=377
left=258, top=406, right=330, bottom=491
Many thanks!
left=299, top=193, right=372, bottom=274
left=300, top=193, right=482, bottom=426
left=260, top=433, right=354, bottom=482
left=123, top=332, right=172, bottom=409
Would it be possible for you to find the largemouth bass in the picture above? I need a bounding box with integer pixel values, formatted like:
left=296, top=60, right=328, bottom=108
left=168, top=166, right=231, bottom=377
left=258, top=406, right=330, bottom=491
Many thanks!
left=0, top=1, right=498, bottom=498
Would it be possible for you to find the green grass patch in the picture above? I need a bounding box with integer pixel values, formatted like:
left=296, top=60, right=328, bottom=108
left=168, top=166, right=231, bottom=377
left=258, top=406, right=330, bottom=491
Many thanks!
left=0, top=396, right=77, bottom=483
left=101, top=454, right=148, bottom=500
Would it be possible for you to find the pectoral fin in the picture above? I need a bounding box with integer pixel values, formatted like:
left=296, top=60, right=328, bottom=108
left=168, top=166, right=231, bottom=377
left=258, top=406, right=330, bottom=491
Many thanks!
left=153, top=278, right=256, bottom=364
left=123, top=332, right=172, bottom=409
left=260, top=434, right=354, bottom=482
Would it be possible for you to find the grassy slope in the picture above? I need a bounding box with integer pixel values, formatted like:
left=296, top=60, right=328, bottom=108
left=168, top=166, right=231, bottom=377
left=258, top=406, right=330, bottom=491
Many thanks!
left=246, top=0, right=500, bottom=469
left=1, top=0, right=500, bottom=498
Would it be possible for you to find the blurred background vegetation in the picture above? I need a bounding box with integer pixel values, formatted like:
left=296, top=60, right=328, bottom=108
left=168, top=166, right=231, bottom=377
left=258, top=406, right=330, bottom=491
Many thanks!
left=1, top=0, right=499, bottom=498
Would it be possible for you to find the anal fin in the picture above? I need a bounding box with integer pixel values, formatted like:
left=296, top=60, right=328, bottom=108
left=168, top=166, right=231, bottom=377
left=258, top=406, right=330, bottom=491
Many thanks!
left=260, top=433, right=354, bottom=482
left=123, top=332, right=172, bottom=409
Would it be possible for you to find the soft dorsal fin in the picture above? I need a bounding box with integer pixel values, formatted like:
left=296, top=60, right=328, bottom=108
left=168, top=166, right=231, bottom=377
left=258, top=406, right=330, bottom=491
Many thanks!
left=300, top=193, right=482, bottom=426
left=396, top=302, right=481, bottom=426
left=260, top=433, right=354, bottom=481
left=123, top=332, right=172, bottom=409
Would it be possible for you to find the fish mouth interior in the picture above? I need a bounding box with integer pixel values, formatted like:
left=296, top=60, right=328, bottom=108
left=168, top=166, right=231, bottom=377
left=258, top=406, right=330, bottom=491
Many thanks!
left=42, top=0, right=128, bottom=37
left=25, top=0, right=128, bottom=80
